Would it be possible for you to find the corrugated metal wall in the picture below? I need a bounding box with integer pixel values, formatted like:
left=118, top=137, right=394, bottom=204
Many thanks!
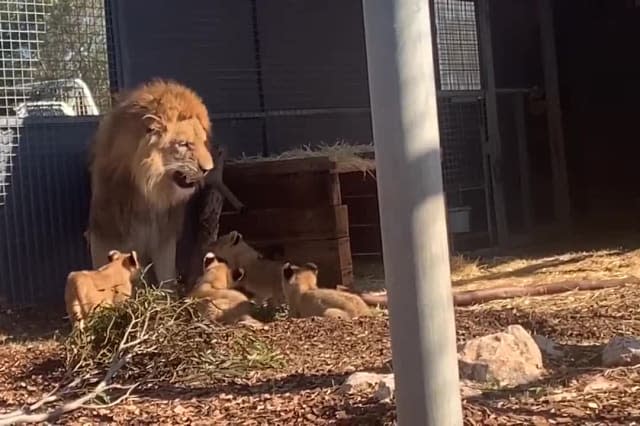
left=109, top=0, right=373, bottom=156
left=109, top=0, right=265, bottom=157
left=0, top=117, right=96, bottom=306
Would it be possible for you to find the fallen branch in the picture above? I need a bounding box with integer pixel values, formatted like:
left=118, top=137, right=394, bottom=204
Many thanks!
left=452, top=276, right=640, bottom=307
left=0, top=354, right=135, bottom=425
left=338, top=276, right=640, bottom=308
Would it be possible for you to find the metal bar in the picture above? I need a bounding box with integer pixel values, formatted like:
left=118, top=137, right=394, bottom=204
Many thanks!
left=495, top=88, right=535, bottom=94
left=362, top=0, right=463, bottom=425
left=209, top=107, right=372, bottom=120
left=478, top=97, right=496, bottom=245
left=514, top=92, right=534, bottom=233
left=476, top=0, right=509, bottom=246
left=538, top=0, right=572, bottom=227
left=249, top=0, right=269, bottom=156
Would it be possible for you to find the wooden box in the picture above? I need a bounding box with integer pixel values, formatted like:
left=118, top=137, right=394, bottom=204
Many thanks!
left=219, top=156, right=355, bottom=288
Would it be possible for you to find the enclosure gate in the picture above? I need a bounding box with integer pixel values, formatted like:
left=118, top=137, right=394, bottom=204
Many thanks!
left=432, top=0, right=497, bottom=248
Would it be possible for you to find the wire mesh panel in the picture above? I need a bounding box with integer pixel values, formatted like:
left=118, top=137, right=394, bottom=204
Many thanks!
left=0, top=0, right=109, bottom=207
left=433, top=0, right=482, bottom=91
left=431, top=0, right=492, bottom=240
left=0, top=0, right=109, bottom=305
left=438, top=97, right=486, bottom=191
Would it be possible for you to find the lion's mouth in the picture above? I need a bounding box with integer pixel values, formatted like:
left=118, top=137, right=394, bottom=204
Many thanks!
left=172, top=171, right=198, bottom=189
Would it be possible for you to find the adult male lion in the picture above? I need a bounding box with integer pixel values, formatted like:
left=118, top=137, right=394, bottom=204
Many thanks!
left=87, top=79, right=214, bottom=284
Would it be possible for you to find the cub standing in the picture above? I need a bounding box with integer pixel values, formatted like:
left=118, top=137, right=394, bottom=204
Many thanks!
left=65, top=250, right=140, bottom=329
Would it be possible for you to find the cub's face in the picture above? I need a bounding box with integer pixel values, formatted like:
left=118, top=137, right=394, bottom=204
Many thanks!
left=202, top=252, right=245, bottom=289
left=209, top=231, right=261, bottom=267
left=107, top=250, right=141, bottom=279
left=281, top=262, right=319, bottom=294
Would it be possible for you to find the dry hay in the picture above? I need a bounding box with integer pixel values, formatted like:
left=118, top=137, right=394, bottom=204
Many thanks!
left=451, top=248, right=640, bottom=293
left=64, top=286, right=285, bottom=387
left=231, top=141, right=376, bottom=176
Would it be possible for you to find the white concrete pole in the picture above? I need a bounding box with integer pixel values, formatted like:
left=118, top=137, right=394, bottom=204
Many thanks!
left=362, top=1, right=463, bottom=425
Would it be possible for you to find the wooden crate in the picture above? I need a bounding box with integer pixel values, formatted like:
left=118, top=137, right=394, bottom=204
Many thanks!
left=220, top=157, right=355, bottom=288
left=339, top=170, right=383, bottom=259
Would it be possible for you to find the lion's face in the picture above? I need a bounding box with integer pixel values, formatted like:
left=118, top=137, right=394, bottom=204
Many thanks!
left=135, top=115, right=214, bottom=206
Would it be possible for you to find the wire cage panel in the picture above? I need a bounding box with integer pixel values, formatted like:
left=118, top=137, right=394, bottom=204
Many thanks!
left=433, top=0, right=482, bottom=91
left=0, top=0, right=109, bottom=207
left=437, top=96, right=486, bottom=191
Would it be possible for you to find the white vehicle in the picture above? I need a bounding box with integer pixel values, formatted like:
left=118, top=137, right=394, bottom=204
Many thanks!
left=13, top=78, right=100, bottom=117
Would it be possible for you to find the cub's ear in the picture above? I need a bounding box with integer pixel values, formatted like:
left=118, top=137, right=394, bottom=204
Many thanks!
left=303, top=262, right=319, bottom=275
left=142, top=113, right=166, bottom=134
left=124, top=251, right=140, bottom=270
left=203, top=252, right=217, bottom=270
left=282, top=262, right=298, bottom=281
left=108, top=250, right=122, bottom=262
left=231, top=231, right=243, bottom=246
left=231, top=267, right=245, bottom=282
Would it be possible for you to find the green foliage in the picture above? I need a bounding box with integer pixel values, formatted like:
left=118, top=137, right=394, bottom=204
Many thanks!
left=64, top=285, right=285, bottom=385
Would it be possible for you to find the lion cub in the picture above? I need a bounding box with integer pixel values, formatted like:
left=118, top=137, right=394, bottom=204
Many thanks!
left=65, top=250, right=140, bottom=330
left=281, top=262, right=371, bottom=319
left=187, top=252, right=263, bottom=327
left=209, top=231, right=286, bottom=308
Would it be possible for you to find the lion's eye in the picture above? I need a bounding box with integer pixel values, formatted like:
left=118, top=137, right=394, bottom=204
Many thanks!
left=175, top=141, right=192, bottom=152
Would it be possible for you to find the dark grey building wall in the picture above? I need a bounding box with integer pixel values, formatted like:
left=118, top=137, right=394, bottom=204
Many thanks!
left=110, top=0, right=264, bottom=157
left=0, top=118, right=96, bottom=306
left=110, top=0, right=373, bottom=157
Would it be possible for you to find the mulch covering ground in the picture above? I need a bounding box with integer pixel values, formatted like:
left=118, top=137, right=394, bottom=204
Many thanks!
left=2, top=283, right=640, bottom=425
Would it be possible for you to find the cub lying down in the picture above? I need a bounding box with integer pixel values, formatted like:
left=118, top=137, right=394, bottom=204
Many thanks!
left=65, top=250, right=140, bottom=330
left=187, top=252, right=263, bottom=327
left=281, top=262, right=371, bottom=319
left=209, top=231, right=286, bottom=308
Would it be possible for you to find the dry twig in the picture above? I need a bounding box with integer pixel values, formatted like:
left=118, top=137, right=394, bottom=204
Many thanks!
left=0, top=345, right=137, bottom=425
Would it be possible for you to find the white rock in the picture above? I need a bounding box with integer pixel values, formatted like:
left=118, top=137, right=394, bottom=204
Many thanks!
left=343, top=372, right=481, bottom=402
left=602, top=336, right=640, bottom=367
left=460, top=380, right=483, bottom=399
left=340, top=372, right=393, bottom=394
left=372, top=375, right=396, bottom=402
left=458, top=324, right=544, bottom=387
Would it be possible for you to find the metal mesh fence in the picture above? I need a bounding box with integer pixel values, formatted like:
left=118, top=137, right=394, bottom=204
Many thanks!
left=437, top=95, right=486, bottom=191
left=433, top=0, right=482, bottom=91
left=0, top=0, right=109, bottom=207
left=432, top=0, right=492, bottom=238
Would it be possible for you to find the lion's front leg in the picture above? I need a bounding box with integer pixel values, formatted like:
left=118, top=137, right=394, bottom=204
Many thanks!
left=151, top=238, right=178, bottom=287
